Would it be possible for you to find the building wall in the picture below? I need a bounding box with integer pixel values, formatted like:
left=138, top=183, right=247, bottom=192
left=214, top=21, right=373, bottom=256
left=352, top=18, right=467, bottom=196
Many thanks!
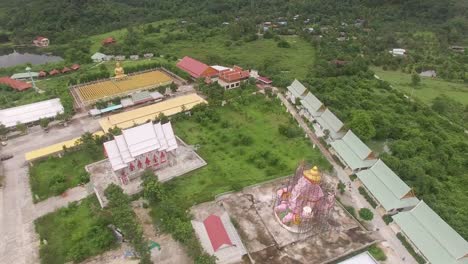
left=218, top=79, right=243, bottom=90
left=116, top=149, right=172, bottom=185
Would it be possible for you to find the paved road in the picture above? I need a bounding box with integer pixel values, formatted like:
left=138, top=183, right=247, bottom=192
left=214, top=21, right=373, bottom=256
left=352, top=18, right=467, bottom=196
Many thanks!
left=0, top=116, right=100, bottom=264
left=277, top=93, right=416, bottom=264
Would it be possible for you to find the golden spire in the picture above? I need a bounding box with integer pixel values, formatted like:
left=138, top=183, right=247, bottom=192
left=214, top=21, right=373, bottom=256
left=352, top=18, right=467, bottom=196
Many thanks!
left=303, top=166, right=321, bottom=184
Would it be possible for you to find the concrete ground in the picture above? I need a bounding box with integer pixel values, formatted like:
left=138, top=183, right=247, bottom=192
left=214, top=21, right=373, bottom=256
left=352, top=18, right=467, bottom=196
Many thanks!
left=191, top=178, right=377, bottom=264
left=277, top=92, right=417, bottom=264
left=0, top=115, right=101, bottom=264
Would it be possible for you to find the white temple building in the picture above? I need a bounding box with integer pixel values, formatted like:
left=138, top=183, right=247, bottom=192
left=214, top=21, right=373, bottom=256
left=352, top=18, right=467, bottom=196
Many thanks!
left=103, top=121, right=178, bottom=185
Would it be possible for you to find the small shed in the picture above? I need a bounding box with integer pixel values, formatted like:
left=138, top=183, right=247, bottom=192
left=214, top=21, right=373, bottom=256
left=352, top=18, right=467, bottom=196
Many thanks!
left=91, top=52, right=107, bottom=63
left=130, top=55, right=139, bottom=60
left=71, top=64, right=80, bottom=71
left=419, top=70, right=436, bottom=78
left=143, top=53, right=154, bottom=58
left=61, top=67, right=71, bottom=74
left=49, top=69, right=60, bottom=76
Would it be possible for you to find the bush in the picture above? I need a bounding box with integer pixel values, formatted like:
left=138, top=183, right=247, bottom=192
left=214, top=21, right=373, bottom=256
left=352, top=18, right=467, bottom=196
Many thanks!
left=359, top=208, right=374, bottom=221
left=344, top=205, right=357, bottom=218
left=358, top=186, right=378, bottom=208
left=382, top=214, right=393, bottom=225
left=349, top=174, right=357, bottom=181
left=368, top=244, right=387, bottom=261
left=397, top=233, right=426, bottom=264
left=337, top=181, right=346, bottom=194
left=277, top=40, right=291, bottom=48
left=278, top=124, right=302, bottom=138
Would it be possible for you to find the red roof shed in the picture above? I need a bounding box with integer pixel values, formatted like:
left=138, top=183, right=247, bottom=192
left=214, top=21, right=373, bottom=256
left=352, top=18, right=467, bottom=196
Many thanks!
left=70, top=64, right=80, bottom=71
left=257, top=76, right=272, bottom=84
left=38, top=71, right=47, bottom=78
left=62, top=67, right=71, bottom=73
left=203, top=214, right=232, bottom=252
left=49, top=69, right=60, bottom=76
left=102, top=37, right=116, bottom=46
left=0, top=77, right=32, bottom=91
left=176, top=56, right=218, bottom=79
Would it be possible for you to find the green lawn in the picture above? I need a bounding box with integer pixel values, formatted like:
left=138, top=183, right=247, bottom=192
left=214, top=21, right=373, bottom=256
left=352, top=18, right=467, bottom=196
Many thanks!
left=35, top=196, right=115, bottom=264
left=372, top=67, right=468, bottom=105
left=164, top=94, right=330, bottom=206
left=29, top=149, right=104, bottom=202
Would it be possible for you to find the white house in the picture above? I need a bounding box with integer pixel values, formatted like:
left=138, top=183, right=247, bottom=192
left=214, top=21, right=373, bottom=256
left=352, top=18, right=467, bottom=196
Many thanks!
left=389, top=48, right=406, bottom=57
left=91, top=52, right=107, bottom=63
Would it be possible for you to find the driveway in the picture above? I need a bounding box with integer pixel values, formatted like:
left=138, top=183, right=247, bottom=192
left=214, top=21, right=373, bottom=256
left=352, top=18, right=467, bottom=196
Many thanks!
left=0, top=116, right=100, bottom=264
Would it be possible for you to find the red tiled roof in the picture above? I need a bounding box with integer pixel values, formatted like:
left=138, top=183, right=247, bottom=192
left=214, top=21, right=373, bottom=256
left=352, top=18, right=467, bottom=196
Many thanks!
left=257, top=76, right=272, bottom=84
left=62, top=67, right=71, bottom=73
left=0, top=77, right=32, bottom=91
left=38, top=71, right=47, bottom=77
left=203, top=214, right=232, bottom=252
left=71, top=64, right=80, bottom=70
left=35, top=36, right=47, bottom=41
left=176, top=56, right=218, bottom=78
left=218, top=66, right=250, bottom=83
left=49, top=69, right=60, bottom=75
left=102, top=37, right=116, bottom=45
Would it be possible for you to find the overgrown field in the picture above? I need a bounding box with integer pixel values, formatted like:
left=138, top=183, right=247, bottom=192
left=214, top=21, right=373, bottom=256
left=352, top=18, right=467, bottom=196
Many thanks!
left=165, top=94, right=330, bottom=207
left=29, top=136, right=105, bottom=202
left=373, top=67, right=468, bottom=105
left=35, top=196, right=115, bottom=264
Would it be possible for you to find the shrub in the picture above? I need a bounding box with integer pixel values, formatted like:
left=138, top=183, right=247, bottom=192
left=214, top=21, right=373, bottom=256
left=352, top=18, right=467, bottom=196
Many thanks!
left=382, top=214, right=393, bottom=225
left=278, top=124, right=302, bottom=138
left=344, top=205, right=356, bottom=218
left=368, top=244, right=387, bottom=261
left=397, top=233, right=426, bottom=264
left=277, top=40, right=290, bottom=48
left=359, top=208, right=374, bottom=221
left=349, top=174, right=357, bottom=181
left=358, top=186, right=378, bottom=208
left=337, top=181, right=346, bottom=194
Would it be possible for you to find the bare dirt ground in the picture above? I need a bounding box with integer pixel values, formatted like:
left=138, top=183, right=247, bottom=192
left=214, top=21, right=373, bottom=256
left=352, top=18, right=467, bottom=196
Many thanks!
left=132, top=200, right=191, bottom=264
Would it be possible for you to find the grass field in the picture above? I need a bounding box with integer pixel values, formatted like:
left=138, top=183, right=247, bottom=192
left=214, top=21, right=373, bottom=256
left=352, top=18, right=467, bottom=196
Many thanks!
left=164, top=94, right=330, bottom=206
left=372, top=67, right=468, bottom=105
left=158, top=34, right=315, bottom=80
left=29, top=149, right=104, bottom=202
left=35, top=196, right=115, bottom=264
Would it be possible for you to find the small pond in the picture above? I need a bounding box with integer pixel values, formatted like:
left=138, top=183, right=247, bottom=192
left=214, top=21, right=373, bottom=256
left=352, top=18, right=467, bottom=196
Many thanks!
left=0, top=49, right=63, bottom=68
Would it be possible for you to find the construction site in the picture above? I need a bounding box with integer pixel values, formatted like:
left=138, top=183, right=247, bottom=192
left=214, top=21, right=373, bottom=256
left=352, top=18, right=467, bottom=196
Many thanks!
left=190, top=165, right=378, bottom=264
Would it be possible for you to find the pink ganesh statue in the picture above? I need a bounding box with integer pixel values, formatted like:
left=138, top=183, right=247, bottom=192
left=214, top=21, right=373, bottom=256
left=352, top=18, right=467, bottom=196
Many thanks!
left=275, top=166, right=325, bottom=226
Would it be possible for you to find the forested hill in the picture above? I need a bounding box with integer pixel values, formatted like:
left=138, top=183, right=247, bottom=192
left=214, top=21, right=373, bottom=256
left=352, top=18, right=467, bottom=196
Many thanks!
left=1, top=0, right=466, bottom=44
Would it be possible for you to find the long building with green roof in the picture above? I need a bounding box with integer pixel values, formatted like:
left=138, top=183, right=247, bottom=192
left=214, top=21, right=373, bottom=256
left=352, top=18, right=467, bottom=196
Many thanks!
left=393, top=201, right=468, bottom=264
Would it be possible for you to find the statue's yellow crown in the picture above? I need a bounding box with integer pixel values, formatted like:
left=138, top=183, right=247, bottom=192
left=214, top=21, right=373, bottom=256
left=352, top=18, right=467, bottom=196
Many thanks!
left=303, top=166, right=321, bottom=184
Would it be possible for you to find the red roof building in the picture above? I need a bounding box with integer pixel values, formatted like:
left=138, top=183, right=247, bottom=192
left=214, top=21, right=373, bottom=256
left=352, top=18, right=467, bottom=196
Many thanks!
left=102, top=37, right=116, bottom=46
left=176, top=56, right=218, bottom=79
left=0, top=77, right=32, bottom=91
left=61, top=67, right=71, bottom=73
left=71, top=64, right=80, bottom=71
left=256, top=76, right=272, bottom=84
left=33, top=36, right=49, bottom=47
left=38, top=71, right=47, bottom=78
left=203, top=215, right=232, bottom=252
left=49, top=69, right=60, bottom=76
left=217, top=66, right=250, bottom=89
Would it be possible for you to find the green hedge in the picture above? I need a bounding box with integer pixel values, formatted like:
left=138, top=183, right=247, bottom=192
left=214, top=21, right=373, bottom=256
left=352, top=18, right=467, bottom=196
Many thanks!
left=358, top=186, right=378, bottom=208
left=382, top=214, right=393, bottom=225
left=368, top=244, right=387, bottom=261
left=396, top=233, right=426, bottom=264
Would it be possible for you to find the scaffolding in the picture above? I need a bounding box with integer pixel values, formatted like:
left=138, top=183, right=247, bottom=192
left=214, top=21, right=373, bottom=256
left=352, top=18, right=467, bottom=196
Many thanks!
left=274, top=162, right=336, bottom=234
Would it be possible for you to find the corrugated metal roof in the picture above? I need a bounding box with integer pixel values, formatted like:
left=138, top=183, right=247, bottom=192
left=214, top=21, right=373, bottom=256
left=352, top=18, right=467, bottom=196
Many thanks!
left=300, top=92, right=323, bottom=116
left=393, top=201, right=468, bottom=264
left=99, top=93, right=207, bottom=132
left=356, top=160, right=419, bottom=211
left=338, top=252, right=378, bottom=264
left=131, top=91, right=152, bottom=103
left=330, top=131, right=376, bottom=171
left=25, top=131, right=105, bottom=162
left=177, top=56, right=218, bottom=78
left=287, top=79, right=307, bottom=99
left=315, top=108, right=345, bottom=139
left=11, top=72, right=39, bottom=79
left=0, top=98, right=64, bottom=128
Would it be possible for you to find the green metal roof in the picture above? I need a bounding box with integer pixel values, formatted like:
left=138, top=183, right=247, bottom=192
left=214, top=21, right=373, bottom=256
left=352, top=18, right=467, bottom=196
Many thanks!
left=300, top=92, right=323, bottom=116
left=131, top=91, right=152, bottom=103
left=11, top=72, right=39, bottom=79
left=330, top=130, right=376, bottom=170
left=356, top=160, right=419, bottom=211
left=393, top=201, right=468, bottom=264
left=287, top=79, right=307, bottom=99
left=315, top=108, right=344, bottom=139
